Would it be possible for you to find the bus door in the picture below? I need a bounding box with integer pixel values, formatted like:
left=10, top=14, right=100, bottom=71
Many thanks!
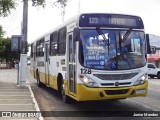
left=68, top=33, right=77, bottom=94
left=44, top=41, right=50, bottom=85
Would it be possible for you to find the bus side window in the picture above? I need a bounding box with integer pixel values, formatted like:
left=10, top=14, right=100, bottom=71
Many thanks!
left=58, top=27, right=67, bottom=55
left=40, top=39, right=44, bottom=57
left=50, top=31, right=58, bottom=56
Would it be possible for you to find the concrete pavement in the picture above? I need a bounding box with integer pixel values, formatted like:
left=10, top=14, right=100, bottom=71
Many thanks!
left=0, top=68, right=43, bottom=120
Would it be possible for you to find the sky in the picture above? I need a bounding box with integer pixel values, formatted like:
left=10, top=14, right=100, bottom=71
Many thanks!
left=0, top=0, right=160, bottom=43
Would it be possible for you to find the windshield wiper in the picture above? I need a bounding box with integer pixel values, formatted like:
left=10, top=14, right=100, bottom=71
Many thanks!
left=119, top=28, right=132, bottom=53
left=121, top=28, right=132, bottom=43
left=96, top=27, right=110, bottom=55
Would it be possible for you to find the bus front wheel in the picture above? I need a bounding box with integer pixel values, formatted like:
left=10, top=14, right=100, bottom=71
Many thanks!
left=61, top=81, right=72, bottom=103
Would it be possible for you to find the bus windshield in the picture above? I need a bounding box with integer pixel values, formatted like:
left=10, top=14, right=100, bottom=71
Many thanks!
left=80, top=29, right=146, bottom=70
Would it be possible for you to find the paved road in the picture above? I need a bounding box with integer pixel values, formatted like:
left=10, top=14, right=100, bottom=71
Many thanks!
left=27, top=69, right=160, bottom=120
left=130, top=78, right=160, bottom=111
left=0, top=68, right=40, bottom=120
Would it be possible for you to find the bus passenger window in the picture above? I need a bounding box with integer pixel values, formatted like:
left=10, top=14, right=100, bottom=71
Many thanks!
left=50, top=31, right=58, bottom=56
left=58, top=27, right=66, bottom=55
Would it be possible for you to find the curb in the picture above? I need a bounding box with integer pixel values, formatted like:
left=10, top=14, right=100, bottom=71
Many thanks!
left=28, top=85, right=44, bottom=120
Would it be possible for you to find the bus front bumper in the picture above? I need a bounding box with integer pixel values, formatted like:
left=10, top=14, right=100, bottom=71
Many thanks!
left=76, top=81, right=148, bottom=101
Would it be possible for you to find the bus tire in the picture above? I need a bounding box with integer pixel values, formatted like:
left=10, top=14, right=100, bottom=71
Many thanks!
left=36, top=71, right=43, bottom=87
left=61, top=81, right=72, bottom=103
left=57, top=74, right=62, bottom=93
left=57, top=74, right=71, bottom=103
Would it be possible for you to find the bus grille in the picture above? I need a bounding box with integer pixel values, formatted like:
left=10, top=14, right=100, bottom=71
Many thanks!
left=93, top=73, right=138, bottom=80
left=101, top=82, right=131, bottom=86
left=105, top=89, right=129, bottom=95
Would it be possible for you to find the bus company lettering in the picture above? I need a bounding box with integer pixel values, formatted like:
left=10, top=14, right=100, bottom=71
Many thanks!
left=37, top=61, right=44, bottom=66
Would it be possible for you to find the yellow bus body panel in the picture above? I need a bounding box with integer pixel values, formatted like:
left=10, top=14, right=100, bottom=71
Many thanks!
left=74, top=81, right=148, bottom=101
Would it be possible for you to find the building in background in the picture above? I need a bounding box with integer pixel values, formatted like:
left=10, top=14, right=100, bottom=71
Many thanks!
left=147, top=34, right=160, bottom=67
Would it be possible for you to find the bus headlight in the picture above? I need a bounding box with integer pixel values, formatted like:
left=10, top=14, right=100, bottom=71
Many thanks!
left=134, top=74, right=147, bottom=86
left=79, top=75, right=98, bottom=87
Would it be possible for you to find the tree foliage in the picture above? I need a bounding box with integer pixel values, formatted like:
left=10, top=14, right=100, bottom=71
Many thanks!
left=0, top=37, right=10, bottom=53
left=31, top=0, right=46, bottom=7
left=0, top=0, right=16, bottom=17
left=0, top=0, right=68, bottom=17
left=51, top=0, right=68, bottom=8
left=0, top=37, right=19, bottom=63
left=0, top=26, right=18, bottom=63
left=31, top=0, right=68, bottom=8
left=0, top=26, right=5, bottom=38
left=0, top=25, right=6, bottom=52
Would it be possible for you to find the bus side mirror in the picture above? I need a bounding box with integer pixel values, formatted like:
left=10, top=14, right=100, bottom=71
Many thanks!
left=146, top=34, right=151, bottom=54
left=73, top=28, right=80, bottom=41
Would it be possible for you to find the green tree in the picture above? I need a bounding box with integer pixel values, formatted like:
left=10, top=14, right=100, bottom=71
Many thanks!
left=0, top=37, right=10, bottom=53
left=51, top=0, right=68, bottom=8
left=0, top=26, right=18, bottom=66
left=0, top=0, right=68, bottom=17
left=0, top=26, right=5, bottom=38
left=0, top=36, right=19, bottom=66
left=31, top=0, right=68, bottom=8
left=0, top=26, right=6, bottom=52
left=0, top=0, right=16, bottom=17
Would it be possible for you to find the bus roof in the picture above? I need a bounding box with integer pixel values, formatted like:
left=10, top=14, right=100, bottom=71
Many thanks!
left=31, top=13, right=144, bottom=43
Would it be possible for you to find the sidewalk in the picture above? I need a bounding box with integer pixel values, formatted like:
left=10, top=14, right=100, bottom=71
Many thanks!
left=0, top=68, right=42, bottom=120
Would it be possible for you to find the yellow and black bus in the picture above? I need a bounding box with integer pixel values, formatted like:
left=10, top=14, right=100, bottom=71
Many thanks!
left=30, top=13, right=150, bottom=103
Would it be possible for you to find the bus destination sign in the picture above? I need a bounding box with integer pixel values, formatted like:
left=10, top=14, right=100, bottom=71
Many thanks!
left=79, top=14, right=144, bottom=29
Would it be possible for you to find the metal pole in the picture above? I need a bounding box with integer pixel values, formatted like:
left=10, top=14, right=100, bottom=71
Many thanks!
left=19, top=0, right=28, bottom=86
left=61, top=5, right=65, bottom=22
left=22, top=0, right=28, bottom=54
left=78, top=0, right=80, bottom=13
left=17, top=37, right=21, bottom=85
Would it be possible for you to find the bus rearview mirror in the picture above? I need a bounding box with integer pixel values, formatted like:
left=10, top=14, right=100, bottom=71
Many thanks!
left=146, top=34, right=151, bottom=54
